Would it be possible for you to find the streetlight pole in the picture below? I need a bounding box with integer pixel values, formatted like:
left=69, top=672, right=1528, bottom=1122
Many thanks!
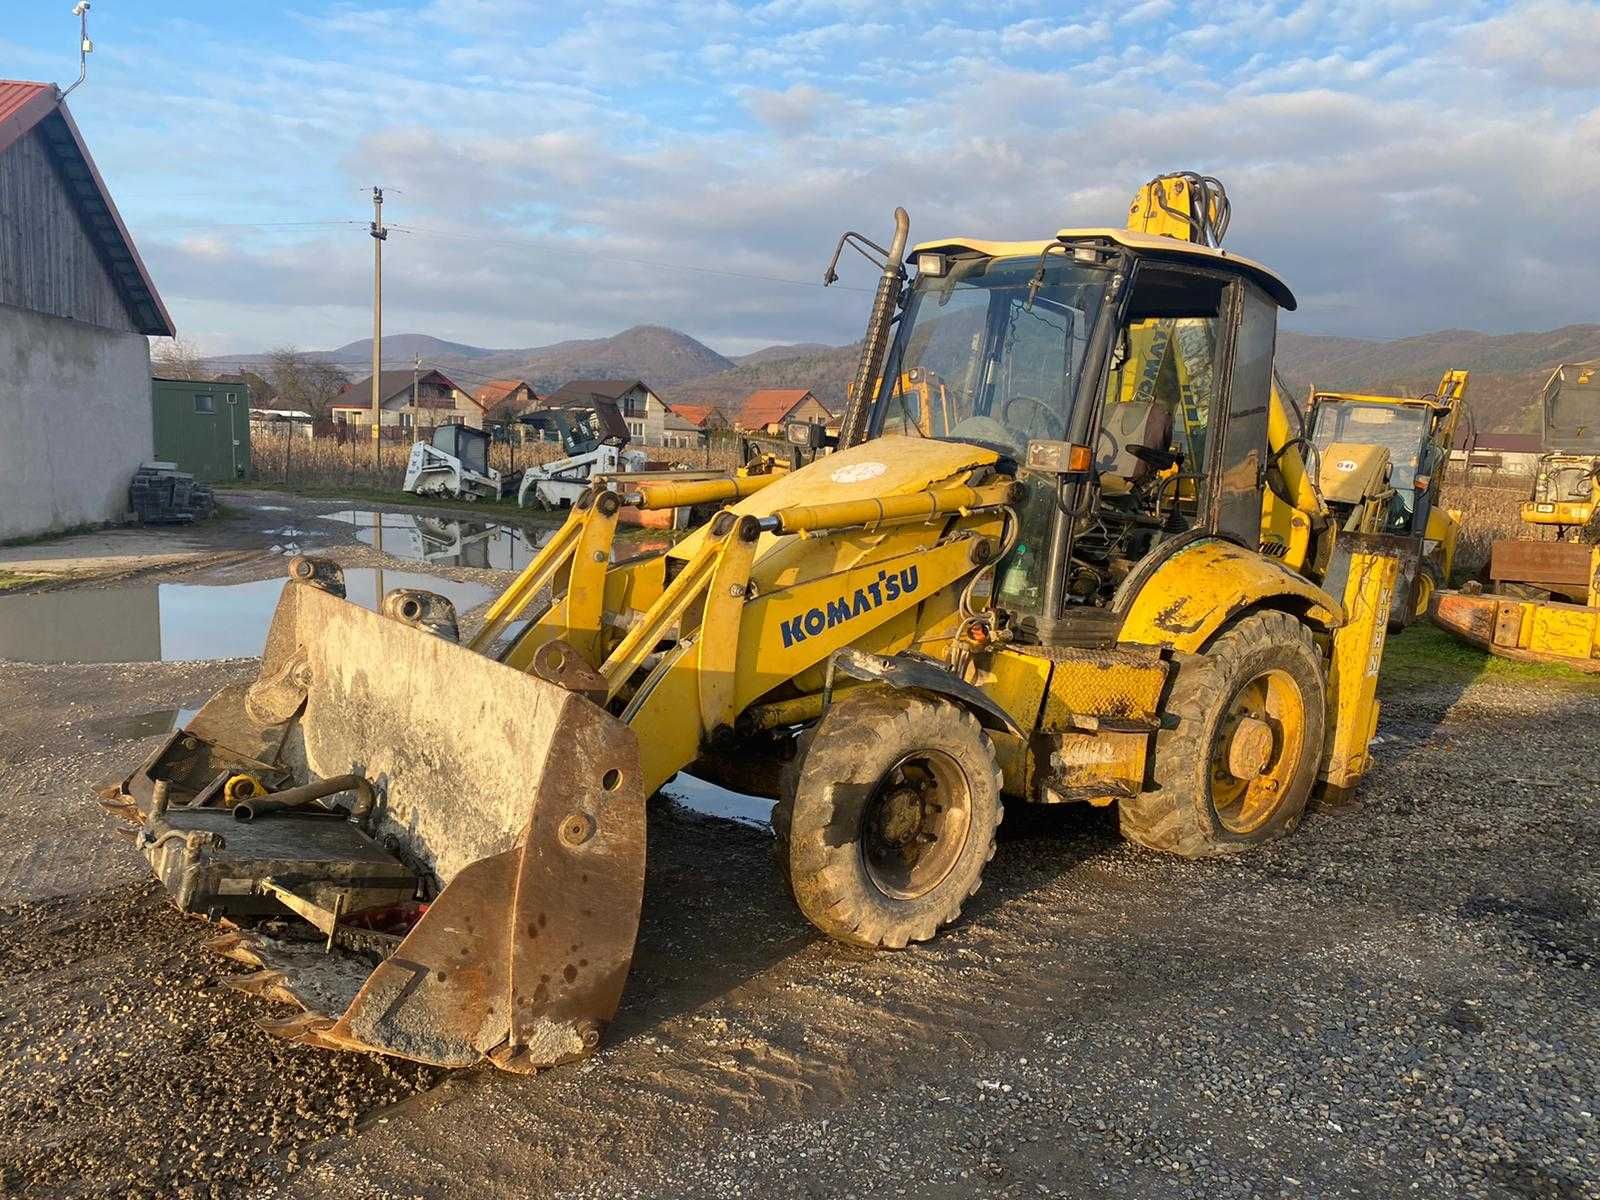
left=370, top=186, right=387, bottom=473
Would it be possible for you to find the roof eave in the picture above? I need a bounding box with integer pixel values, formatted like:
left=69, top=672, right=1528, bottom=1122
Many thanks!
left=51, top=99, right=176, bottom=337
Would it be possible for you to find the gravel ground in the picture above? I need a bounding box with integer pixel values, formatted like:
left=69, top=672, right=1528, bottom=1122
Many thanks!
left=0, top=493, right=1596, bottom=1199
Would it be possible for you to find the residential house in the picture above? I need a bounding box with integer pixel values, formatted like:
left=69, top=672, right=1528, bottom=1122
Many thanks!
left=545, top=379, right=686, bottom=445
left=1450, top=427, right=1543, bottom=479
left=328, top=369, right=484, bottom=431
left=0, top=79, right=175, bottom=539
left=667, top=403, right=730, bottom=433
left=735, top=388, right=831, bottom=433
left=474, top=378, right=539, bottom=423
left=249, top=409, right=315, bottom=439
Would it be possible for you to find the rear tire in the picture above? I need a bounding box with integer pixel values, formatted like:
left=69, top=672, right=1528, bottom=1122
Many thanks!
left=1119, top=610, right=1326, bottom=858
left=775, top=690, right=1003, bottom=949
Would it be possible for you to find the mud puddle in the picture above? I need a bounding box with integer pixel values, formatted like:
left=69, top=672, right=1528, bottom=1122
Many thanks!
left=319, top=509, right=546, bottom=570
left=662, top=773, right=774, bottom=827
left=0, top=569, right=495, bottom=665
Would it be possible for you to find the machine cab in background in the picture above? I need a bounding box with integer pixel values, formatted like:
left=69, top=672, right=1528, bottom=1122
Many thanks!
left=868, top=229, right=1300, bottom=645
left=432, top=422, right=490, bottom=478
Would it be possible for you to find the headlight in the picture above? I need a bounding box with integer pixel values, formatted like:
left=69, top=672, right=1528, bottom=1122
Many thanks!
left=914, top=252, right=946, bottom=277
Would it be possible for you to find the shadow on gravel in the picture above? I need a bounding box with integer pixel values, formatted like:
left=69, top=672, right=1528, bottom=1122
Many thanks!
left=610, top=794, right=1120, bottom=1043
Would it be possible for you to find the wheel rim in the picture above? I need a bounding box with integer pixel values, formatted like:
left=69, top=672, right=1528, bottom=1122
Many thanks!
left=860, top=749, right=973, bottom=900
left=1208, top=667, right=1306, bottom=835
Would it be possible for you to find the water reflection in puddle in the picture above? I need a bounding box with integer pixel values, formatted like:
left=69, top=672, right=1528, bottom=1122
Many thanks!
left=661, top=773, right=773, bottom=828
left=0, top=570, right=495, bottom=665
left=320, top=509, right=546, bottom=570
left=319, top=509, right=675, bottom=568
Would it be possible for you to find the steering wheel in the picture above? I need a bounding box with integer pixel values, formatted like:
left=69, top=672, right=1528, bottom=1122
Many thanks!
left=1001, top=394, right=1062, bottom=442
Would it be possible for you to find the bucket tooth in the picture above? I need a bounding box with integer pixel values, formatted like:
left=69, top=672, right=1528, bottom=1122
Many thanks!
left=225, top=968, right=291, bottom=1000
left=260, top=1012, right=339, bottom=1045
left=206, top=931, right=268, bottom=968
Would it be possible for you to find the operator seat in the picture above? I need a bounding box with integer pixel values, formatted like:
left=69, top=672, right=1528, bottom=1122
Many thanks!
left=1096, top=401, right=1174, bottom=495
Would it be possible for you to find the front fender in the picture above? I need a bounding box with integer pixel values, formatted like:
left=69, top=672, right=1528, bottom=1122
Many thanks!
left=1118, top=537, right=1342, bottom=653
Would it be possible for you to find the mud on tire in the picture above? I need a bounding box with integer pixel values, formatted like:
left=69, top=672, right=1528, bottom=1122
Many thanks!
left=774, top=689, right=1003, bottom=949
left=1119, top=609, right=1326, bottom=858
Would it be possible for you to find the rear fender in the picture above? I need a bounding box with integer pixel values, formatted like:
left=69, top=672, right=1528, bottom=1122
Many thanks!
left=1118, top=537, right=1341, bottom=654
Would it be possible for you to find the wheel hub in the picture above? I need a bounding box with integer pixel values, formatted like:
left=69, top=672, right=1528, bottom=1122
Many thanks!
left=1208, top=667, right=1306, bottom=835
left=1225, top=716, right=1274, bottom=779
left=861, top=751, right=973, bottom=901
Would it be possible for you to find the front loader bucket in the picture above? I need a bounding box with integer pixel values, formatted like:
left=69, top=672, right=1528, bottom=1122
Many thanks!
left=112, top=573, right=647, bottom=1072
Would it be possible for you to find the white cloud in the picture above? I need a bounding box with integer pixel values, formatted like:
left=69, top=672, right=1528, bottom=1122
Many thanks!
left=1455, top=0, right=1600, bottom=88
left=42, top=0, right=1600, bottom=354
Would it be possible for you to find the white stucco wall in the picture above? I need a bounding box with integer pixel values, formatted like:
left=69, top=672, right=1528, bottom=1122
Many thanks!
left=0, top=302, right=155, bottom=540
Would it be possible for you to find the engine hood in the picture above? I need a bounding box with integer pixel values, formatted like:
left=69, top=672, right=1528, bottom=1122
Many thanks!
left=668, top=435, right=1001, bottom=563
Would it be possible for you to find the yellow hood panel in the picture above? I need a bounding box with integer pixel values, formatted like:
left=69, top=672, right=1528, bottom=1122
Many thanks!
left=669, top=435, right=999, bottom=563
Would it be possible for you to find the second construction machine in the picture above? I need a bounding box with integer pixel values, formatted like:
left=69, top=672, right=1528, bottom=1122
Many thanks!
left=1432, top=362, right=1600, bottom=669
left=1307, top=370, right=1469, bottom=629
left=108, top=174, right=1406, bottom=1073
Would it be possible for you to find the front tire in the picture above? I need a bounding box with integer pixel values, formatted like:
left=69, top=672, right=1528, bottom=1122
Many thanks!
left=1120, top=610, right=1326, bottom=858
left=775, top=690, right=1003, bottom=949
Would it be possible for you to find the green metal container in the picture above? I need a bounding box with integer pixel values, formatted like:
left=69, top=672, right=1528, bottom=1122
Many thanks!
left=151, top=377, right=251, bottom=481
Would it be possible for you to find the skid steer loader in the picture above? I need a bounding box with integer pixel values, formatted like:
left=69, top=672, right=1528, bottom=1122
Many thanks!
left=1307, top=370, right=1469, bottom=629
left=1431, top=363, right=1600, bottom=670
left=106, top=173, right=1406, bottom=1073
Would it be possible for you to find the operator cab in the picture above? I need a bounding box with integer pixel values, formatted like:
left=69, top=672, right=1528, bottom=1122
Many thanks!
left=866, top=231, right=1297, bottom=643
left=432, top=422, right=490, bottom=477
left=1308, top=399, right=1431, bottom=532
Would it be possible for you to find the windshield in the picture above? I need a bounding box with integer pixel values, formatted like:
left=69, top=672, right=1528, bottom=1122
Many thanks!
left=1310, top=400, right=1429, bottom=492
left=1544, top=370, right=1600, bottom=453
left=870, top=256, right=1114, bottom=455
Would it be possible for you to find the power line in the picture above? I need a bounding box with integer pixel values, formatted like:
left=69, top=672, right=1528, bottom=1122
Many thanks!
left=387, top=223, right=874, bottom=294
left=152, top=219, right=367, bottom=232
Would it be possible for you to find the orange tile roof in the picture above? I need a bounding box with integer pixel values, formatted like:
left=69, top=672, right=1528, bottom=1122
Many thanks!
left=667, top=402, right=716, bottom=427
left=736, top=388, right=817, bottom=430
left=474, top=378, right=534, bottom=407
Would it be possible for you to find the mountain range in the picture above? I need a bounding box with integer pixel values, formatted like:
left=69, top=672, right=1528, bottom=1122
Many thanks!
left=205, top=323, right=1600, bottom=432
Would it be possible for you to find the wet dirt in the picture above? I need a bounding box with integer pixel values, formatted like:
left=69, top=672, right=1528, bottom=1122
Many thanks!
left=0, top=491, right=1595, bottom=1198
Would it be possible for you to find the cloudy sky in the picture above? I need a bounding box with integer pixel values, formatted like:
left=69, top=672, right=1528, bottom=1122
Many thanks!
left=7, top=1, right=1599, bottom=357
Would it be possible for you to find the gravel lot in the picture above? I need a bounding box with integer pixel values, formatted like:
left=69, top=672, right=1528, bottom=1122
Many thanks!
left=0, top=492, right=1595, bottom=1199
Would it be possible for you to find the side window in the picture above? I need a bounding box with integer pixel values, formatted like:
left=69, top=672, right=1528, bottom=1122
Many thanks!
left=194, top=394, right=215, bottom=414
left=1097, top=267, right=1225, bottom=528
left=1212, top=283, right=1276, bottom=542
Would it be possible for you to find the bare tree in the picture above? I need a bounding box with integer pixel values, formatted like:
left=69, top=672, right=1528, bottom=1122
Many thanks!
left=266, top=347, right=352, bottom=421
left=150, top=336, right=210, bottom=380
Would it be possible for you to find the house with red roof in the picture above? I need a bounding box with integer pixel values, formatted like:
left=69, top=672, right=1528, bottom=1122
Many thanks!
left=328, top=369, right=485, bottom=431
left=666, top=403, right=730, bottom=432
left=734, top=388, right=831, bottom=433
left=0, top=79, right=176, bottom=538
left=474, top=378, right=540, bottom=422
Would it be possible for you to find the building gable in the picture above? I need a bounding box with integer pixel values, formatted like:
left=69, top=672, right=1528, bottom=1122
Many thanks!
left=0, top=82, right=173, bottom=336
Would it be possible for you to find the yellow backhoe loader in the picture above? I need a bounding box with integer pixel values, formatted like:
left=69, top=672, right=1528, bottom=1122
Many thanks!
left=106, top=173, right=1406, bottom=1073
left=1306, top=370, right=1469, bottom=628
left=1431, top=363, right=1600, bottom=670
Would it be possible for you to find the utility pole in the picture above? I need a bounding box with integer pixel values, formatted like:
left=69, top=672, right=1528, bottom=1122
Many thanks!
left=370, top=186, right=387, bottom=472
left=411, top=352, right=420, bottom=439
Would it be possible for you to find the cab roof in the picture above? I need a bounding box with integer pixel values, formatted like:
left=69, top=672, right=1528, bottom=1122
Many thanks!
left=909, top=227, right=1296, bottom=311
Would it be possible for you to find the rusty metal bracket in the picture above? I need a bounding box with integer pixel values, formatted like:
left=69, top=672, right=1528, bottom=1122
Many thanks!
left=286, top=555, right=346, bottom=596
left=530, top=640, right=609, bottom=704
left=383, top=589, right=461, bottom=641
